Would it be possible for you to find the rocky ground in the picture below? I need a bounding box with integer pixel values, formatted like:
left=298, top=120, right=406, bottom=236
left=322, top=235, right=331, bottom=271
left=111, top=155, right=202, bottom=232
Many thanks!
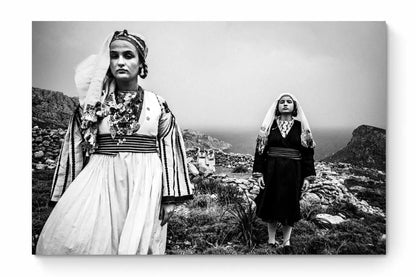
left=32, top=126, right=386, bottom=254
left=32, top=126, right=66, bottom=170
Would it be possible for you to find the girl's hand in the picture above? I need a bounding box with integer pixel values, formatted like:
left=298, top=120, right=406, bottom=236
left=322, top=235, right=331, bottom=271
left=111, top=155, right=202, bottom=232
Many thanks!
left=257, top=176, right=266, bottom=189
left=160, top=203, right=175, bottom=226
left=302, top=178, right=310, bottom=190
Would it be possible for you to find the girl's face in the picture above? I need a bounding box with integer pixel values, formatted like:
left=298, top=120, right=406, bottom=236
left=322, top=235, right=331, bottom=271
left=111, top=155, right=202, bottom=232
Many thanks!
left=277, top=95, right=295, bottom=115
left=109, top=40, right=140, bottom=82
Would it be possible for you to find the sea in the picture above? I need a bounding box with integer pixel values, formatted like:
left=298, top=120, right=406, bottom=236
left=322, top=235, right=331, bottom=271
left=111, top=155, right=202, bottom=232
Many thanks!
left=198, top=127, right=354, bottom=161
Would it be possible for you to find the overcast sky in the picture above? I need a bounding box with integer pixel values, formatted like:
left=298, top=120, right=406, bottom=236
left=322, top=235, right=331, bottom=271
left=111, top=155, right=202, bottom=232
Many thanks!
left=32, top=21, right=386, bottom=130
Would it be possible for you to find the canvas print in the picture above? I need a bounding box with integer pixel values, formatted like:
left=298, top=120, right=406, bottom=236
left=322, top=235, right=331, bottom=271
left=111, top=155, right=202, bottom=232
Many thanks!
left=32, top=21, right=386, bottom=255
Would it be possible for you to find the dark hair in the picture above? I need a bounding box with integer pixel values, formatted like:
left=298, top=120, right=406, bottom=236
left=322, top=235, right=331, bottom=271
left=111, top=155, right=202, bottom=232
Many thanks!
left=275, top=97, right=298, bottom=117
left=138, top=58, right=148, bottom=79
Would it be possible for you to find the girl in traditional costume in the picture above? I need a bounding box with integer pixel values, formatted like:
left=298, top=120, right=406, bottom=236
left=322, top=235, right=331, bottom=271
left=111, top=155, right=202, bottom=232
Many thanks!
left=36, top=30, right=193, bottom=255
left=252, top=93, right=316, bottom=253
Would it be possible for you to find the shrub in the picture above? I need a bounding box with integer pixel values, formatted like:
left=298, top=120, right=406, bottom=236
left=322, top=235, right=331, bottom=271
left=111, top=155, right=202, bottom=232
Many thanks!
left=192, top=176, right=245, bottom=206
left=188, top=194, right=213, bottom=209
left=232, top=165, right=249, bottom=173
left=355, top=189, right=386, bottom=211
left=226, top=192, right=259, bottom=248
left=203, top=245, right=238, bottom=255
left=32, top=169, right=55, bottom=254
left=300, top=202, right=326, bottom=221
left=167, top=205, right=239, bottom=254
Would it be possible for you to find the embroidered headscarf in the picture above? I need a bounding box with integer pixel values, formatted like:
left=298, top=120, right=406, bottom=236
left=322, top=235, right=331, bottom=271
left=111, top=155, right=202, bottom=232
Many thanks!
left=256, top=93, right=316, bottom=154
left=111, top=30, right=148, bottom=61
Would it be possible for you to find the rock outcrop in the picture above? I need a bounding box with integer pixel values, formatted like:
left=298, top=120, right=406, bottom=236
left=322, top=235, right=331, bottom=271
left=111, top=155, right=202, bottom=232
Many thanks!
left=323, top=125, right=386, bottom=170
left=32, top=87, right=79, bottom=129
left=183, top=129, right=232, bottom=151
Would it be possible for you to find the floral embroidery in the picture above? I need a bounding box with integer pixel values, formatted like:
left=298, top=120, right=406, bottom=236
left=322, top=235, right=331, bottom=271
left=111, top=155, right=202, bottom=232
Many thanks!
left=108, top=90, right=143, bottom=143
left=80, top=87, right=144, bottom=152
left=277, top=118, right=294, bottom=138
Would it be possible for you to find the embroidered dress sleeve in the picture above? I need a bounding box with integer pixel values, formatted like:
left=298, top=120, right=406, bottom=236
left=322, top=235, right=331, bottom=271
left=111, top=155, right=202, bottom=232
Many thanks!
left=49, top=105, right=87, bottom=205
left=253, top=138, right=268, bottom=176
left=300, top=146, right=316, bottom=181
left=157, top=95, right=194, bottom=204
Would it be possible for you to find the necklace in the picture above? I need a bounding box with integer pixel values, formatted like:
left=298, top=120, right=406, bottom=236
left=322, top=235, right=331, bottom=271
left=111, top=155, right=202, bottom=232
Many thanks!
left=107, top=89, right=143, bottom=142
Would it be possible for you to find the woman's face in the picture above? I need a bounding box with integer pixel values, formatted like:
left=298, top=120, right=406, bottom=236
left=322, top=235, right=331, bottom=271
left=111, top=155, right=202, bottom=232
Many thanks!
left=109, top=40, right=140, bottom=82
left=277, top=95, right=295, bottom=114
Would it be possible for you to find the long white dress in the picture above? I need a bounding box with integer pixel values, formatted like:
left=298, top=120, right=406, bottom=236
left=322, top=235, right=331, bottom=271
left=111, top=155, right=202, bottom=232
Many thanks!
left=36, top=90, right=192, bottom=255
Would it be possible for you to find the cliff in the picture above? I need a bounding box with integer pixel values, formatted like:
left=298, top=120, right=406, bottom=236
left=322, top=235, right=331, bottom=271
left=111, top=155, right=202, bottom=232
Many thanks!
left=323, top=125, right=386, bottom=170
left=32, top=87, right=79, bottom=129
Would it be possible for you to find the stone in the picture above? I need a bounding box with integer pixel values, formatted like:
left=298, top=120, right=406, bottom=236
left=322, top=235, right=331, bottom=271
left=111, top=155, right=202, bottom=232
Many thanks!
left=251, top=188, right=260, bottom=195
left=35, top=163, right=47, bottom=170
left=34, top=151, right=44, bottom=158
left=187, top=163, right=199, bottom=176
left=238, top=184, right=249, bottom=190
left=302, top=192, right=321, bottom=203
left=349, top=186, right=366, bottom=192
left=315, top=213, right=347, bottom=225
left=235, top=179, right=249, bottom=185
left=45, top=158, right=55, bottom=165
left=337, top=213, right=347, bottom=219
left=210, top=194, right=217, bottom=200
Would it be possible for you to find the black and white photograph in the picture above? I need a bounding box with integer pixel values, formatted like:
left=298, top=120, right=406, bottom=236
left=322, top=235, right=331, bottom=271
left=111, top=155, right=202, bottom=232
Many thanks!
left=32, top=21, right=387, bottom=255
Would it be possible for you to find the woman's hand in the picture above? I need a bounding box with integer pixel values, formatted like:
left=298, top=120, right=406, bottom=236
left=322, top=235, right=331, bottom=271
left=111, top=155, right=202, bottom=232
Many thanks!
left=160, top=203, right=175, bottom=226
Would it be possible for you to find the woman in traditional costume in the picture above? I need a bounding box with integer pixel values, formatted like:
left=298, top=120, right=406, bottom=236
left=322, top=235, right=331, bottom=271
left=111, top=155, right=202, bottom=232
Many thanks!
left=36, top=30, right=193, bottom=255
left=252, top=93, right=316, bottom=253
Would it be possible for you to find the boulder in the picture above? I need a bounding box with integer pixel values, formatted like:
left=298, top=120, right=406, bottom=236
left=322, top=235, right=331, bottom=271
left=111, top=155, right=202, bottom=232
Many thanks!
left=42, top=140, right=50, bottom=146
left=45, top=158, right=55, bottom=165
left=302, top=192, right=321, bottom=203
left=35, top=163, right=47, bottom=170
left=33, top=151, right=44, bottom=158
left=314, top=213, right=347, bottom=227
left=187, top=163, right=199, bottom=176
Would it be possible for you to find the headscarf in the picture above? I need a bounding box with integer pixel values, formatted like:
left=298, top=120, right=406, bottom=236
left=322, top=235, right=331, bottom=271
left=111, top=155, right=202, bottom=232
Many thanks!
left=256, top=93, right=316, bottom=154
left=111, top=30, right=148, bottom=61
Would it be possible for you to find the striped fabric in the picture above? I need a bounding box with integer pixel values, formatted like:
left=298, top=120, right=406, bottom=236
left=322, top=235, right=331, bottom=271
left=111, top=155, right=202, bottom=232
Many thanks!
left=94, top=134, right=158, bottom=155
left=156, top=95, right=193, bottom=204
left=267, top=147, right=302, bottom=160
left=50, top=106, right=86, bottom=202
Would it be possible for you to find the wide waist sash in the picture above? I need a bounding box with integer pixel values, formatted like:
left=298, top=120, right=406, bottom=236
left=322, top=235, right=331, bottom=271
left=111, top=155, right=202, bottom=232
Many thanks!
left=267, top=147, right=301, bottom=160
left=94, top=134, right=158, bottom=155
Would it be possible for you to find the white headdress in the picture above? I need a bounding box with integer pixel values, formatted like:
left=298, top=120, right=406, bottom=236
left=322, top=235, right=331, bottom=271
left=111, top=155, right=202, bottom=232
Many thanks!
left=256, top=93, right=316, bottom=154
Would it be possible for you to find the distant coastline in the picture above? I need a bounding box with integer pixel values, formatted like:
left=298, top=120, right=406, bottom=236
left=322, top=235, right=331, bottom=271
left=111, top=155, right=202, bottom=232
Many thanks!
left=198, top=127, right=354, bottom=161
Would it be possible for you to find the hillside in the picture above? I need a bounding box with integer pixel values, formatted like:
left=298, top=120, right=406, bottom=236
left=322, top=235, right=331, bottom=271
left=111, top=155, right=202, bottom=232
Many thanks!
left=323, top=125, right=386, bottom=170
